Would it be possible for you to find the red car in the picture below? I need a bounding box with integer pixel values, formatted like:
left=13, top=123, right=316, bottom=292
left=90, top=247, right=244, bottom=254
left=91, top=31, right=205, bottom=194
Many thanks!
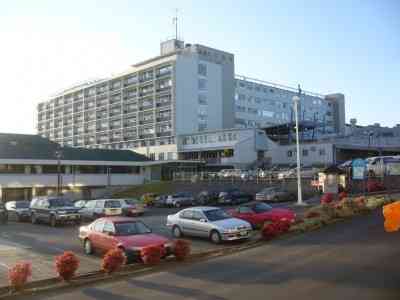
left=79, top=217, right=171, bottom=262
left=227, top=202, right=296, bottom=228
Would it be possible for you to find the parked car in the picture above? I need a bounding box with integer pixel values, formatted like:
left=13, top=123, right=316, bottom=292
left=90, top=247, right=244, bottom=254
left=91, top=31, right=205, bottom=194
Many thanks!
left=227, top=202, right=296, bottom=228
left=119, top=198, right=146, bottom=216
left=79, top=217, right=171, bottom=263
left=79, top=199, right=123, bottom=220
left=255, top=187, right=296, bottom=202
left=218, top=188, right=253, bottom=205
left=5, top=201, right=31, bottom=222
left=154, top=195, right=169, bottom=207
left=140, top=193, right=157, bottom=207
left=0, top=202, right=8, bottom=224
left=240, top=170, right=256, bottom=181
left=166, top=193, right=195, bottom=208
left=30, top=197, right=81, bottom=227
left=74, top=200, right=88, bottom=209
left=196, top=190, right=219, bottom=205
left=167, top=207, right=252, bottom=244
left=278, top=167, right=318, bottom=180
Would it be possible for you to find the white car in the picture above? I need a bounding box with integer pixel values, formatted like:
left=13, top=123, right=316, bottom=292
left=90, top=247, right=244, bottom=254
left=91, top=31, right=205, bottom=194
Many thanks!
left=167, top=207, right=252, bottom=244
left=165, top=193, right=195, bottom=208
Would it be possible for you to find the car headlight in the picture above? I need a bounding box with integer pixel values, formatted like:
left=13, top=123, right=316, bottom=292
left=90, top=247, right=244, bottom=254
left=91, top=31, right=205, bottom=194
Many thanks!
left=164, top=242, right=173, bottom=248
left=57, top=210, right=67, bottom=214
left=223, top=228, right=236, bottom=233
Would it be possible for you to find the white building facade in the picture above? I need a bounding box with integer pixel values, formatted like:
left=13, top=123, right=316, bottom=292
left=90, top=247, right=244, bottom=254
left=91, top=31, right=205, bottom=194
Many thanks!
left=37, top=39, right=345, bottom=164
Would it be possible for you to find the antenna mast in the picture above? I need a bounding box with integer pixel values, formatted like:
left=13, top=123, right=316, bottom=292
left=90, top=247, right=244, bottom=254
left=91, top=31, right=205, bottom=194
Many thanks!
left=173, top=9, right=178, bottom=40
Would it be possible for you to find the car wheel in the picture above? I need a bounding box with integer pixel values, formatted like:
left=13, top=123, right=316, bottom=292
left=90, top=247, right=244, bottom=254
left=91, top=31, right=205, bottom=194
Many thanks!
left=50, top=215, right=57, bottom=227
left=172, top=225, right=183, bottom=238
left=84, top=239, right=93, bottom=255
left=272, top=196, right=279, bottom=202
left=31, top=213, right=37, bottom=224
left=210, top=230, right=222, bottom=244
left=175, top=202, right=181, bottom=208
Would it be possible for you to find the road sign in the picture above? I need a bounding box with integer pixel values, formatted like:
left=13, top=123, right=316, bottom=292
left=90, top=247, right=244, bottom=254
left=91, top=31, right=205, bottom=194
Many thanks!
left=352, top=159, right=366, bottom=180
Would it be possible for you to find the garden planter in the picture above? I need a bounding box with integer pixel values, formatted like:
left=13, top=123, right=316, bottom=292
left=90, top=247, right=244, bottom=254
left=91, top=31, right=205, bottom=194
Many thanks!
left=102, top=249, right=127, bottom=274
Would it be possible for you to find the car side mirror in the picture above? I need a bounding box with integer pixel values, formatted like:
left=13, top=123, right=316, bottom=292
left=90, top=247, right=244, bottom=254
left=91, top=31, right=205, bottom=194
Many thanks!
left=199, top=218, right=207, bottom=223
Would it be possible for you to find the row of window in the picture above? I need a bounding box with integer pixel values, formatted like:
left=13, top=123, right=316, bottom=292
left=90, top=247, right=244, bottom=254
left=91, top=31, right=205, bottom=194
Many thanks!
left=38, top=65, right=173, bottom=112
left=0, top=164, right=140, bottom=174
left=287, top=148, right=326, bottom=157
left=182, top=131, right=239, bottom=145
left=79, top=137, right=176, bottom=150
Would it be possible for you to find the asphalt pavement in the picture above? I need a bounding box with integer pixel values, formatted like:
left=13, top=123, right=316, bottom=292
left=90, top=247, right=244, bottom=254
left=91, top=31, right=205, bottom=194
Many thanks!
left=18, top=209, right=400, bottom=300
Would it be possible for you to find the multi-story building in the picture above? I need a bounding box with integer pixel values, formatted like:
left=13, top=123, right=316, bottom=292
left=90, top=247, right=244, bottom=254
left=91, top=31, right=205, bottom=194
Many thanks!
left=233, top=75, right=345, bottom=136
left=37, top=39, right=345, bottom=162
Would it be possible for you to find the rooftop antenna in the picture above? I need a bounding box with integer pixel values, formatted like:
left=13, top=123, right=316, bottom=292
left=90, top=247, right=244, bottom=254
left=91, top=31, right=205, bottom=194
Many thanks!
left=173, top=9, right=178, bottom=40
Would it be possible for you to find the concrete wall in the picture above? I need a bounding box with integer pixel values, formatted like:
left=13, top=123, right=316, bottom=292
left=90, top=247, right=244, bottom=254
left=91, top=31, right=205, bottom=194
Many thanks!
left=0, top=173, right=146, bottom=189
left=265, top=141, right=334, bottom=166
left=175, top=54, right=223, bottom=134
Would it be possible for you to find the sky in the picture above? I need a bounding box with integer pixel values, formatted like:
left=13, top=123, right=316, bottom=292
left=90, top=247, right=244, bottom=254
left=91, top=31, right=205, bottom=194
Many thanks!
left=0, top=0, right=399, bottom=134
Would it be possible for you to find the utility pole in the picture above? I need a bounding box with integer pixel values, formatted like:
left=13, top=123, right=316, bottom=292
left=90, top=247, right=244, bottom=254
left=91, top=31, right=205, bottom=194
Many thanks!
left=55, top=150, right=62, bottom=196
left=293, top=84, right=305, bottom=206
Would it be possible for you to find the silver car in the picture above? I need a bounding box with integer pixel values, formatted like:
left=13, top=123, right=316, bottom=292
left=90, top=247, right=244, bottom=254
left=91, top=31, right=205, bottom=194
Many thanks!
left=166, top=207, right=252, bottom=244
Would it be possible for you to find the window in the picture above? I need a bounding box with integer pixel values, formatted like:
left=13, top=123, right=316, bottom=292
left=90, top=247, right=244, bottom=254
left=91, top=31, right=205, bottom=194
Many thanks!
left=198, top=63, right=207, bottom=76
left=302, top=149, right=308, bottom=156
left=93, top=220, right=105, bottom=232
left=262, top=110, right=274, bottom=118
left=287, top=150, right=293, bottom=157
left=319, top=149, right=326, bottom=156
left=192, top=211, right=204, bottom=221
left=198, top=94, right=207, bottom=105
left=198, top=78, right=207, bottom=90
left=103, top=221, right=115, bottom=234
left=158, top=152, right=165, bottom=161
left=180, top=210, right=193, bottom=219
left=198, top=123, right=207, bottom=131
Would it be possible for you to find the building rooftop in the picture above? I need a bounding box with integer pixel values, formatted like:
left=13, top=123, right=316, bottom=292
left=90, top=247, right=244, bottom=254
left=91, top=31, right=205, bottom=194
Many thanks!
left=0, top=133, right=150, bottom=162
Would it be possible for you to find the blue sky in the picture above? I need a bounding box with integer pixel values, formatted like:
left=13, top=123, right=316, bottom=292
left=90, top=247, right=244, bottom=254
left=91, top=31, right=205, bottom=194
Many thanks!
left=1, top=0, right=399, bottom=133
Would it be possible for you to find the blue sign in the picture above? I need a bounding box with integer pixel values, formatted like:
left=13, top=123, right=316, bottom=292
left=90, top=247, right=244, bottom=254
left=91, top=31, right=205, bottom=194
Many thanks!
left=352, top=158, right=367, bottom=180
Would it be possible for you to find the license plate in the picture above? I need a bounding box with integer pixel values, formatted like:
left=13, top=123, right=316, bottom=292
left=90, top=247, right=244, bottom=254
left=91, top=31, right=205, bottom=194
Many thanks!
left=68, top=215, right=77, bottom=219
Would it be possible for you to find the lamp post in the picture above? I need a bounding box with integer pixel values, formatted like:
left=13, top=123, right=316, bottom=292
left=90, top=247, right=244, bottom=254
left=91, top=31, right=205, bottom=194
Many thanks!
left=55, top=150, right=62, bottom=196
left=293, top=92, right=304, bottom=206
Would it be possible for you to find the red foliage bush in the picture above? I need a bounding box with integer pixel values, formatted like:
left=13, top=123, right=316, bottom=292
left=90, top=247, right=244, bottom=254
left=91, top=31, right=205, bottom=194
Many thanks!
left=141, top=245, right=164, bottom=265
left=173, top=239, right=191, bottom=261
left=55, top=251, right=80, bottom=281
left=321, top=193, right=334, bottom=204
left=305, top=211, right=321, bottom=219
left=102, top=248, right=127, bottom=274
left=261, top=220, right=291, bottom=240
left=339, top=192, right=348, bottom=200
left=8, top=262, right=32, bottom=291
left=367, top=180, right=385, bottom=193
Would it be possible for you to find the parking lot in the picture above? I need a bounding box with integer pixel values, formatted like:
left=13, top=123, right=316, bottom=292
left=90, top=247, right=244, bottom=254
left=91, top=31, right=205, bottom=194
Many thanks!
left=0, top=204, right=267, bottom=286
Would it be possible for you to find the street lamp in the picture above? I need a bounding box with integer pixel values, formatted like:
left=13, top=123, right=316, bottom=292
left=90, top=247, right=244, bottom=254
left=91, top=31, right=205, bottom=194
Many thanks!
left=293, top=94, right=304, bottom=206
left=55, top=150, right=62, bottom=196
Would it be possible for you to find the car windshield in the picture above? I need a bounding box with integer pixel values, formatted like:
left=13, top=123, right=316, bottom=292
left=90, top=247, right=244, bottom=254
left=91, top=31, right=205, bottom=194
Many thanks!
left=105, top=200, right=121, bottom=208
left=204, top=209, right=231, bottom=221
left=15, top=202, right=30, bottom=208
left=114, top=221, right=151, bottom=236
left=49, top=198, right=73, bottom=207
left=123, top=199, right=139, bottom=205
left=252, top=203, right=273, bottom=213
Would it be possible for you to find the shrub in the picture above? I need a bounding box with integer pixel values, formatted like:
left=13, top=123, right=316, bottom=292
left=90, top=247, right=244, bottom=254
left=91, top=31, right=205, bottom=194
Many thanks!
left=102, top=248, right=127, bottom=274
left=338, top=192, right=348, bottom=200
left=55, top=251, right=80, bottom=281
left=305, top=211, right=321, bottom=219
left=321, top=193, right=334, bottom=204
left=261, top=220, right=291, bottom=240
left=367, top=180, right=385, bottom=193
left=173, top=239, right=191, bottom=261
left=141, top=245, right=163, bottom=265
left=8, top=262, right=32, bottom=291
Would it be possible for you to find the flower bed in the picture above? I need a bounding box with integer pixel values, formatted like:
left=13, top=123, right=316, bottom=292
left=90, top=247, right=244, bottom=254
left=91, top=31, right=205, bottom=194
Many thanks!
left=383, top=201, right=400, bottom=232
left=141, top=245, right=164, bottom=265
left=55, top=252, right=80, bottom=281
left=8, top=262, right=32, bottom=292
left=102, top=248, right=127, bottom=274
left=173, top=239, right=191, bottom=261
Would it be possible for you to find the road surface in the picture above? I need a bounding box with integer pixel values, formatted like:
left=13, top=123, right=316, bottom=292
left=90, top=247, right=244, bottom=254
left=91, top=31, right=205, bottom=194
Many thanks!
left=22, top=210, right=400, bottom=300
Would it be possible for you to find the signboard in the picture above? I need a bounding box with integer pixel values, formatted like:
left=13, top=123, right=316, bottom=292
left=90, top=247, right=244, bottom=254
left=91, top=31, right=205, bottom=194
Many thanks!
left=352, top=159, right=366, bottom=180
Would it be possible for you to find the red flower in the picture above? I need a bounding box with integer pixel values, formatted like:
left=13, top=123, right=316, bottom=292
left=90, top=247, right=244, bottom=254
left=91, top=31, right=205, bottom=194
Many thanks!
left=102, top=248, right=127, bottom=274
left=141, top=245, right=164, bottom=265
left=339, top=192, right=348, bottom=200
left=262, top=220, right=291, bottom=240
left=55, top=251, right=79, bottom=281
left=321, top=193, right=334, bottom=204
left=173, top=239, right=191, bottom=261
left=8, top=261, right=32, bottom=291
